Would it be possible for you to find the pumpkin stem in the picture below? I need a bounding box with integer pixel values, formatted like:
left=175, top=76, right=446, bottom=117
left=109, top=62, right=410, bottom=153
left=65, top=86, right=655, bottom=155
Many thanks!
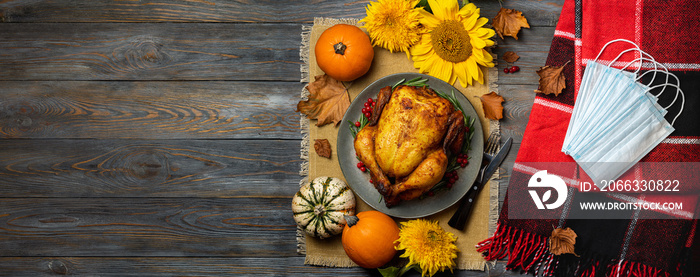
left=313, top=205, right=326, bottom=217
left=344, top=214, right=359, bottom=227
left=334, top=42, right=347, bottom=55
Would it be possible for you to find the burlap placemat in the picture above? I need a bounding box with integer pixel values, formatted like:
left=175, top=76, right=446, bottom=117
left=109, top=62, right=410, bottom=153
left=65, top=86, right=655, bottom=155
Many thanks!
left=298, top=17, right=500, bottom=271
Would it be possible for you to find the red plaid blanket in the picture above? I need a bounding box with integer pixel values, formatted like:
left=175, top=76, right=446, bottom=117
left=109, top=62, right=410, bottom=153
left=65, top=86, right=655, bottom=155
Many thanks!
left=477, top=0, right=700, bottom=276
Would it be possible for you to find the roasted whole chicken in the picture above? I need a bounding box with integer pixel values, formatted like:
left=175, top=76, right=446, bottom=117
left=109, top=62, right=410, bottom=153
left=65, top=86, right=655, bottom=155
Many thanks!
left=354, top=85, right=466, bottom=207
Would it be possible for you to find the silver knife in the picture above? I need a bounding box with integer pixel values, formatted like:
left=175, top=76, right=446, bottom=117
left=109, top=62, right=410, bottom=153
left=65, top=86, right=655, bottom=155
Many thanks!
left=448, top=137, right=512, bottom=230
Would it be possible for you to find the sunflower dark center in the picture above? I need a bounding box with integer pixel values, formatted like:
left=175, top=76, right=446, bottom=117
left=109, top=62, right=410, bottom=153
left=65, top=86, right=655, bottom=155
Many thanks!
left=431, top=20, right=472, bottom=63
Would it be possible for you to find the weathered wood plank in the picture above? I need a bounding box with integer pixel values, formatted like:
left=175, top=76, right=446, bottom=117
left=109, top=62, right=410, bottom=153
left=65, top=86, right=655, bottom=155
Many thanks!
left=0, top=0, right=366, bottom=23
left=0, top=197, right=297, bottom=257
left=0, top=81, right=302, bottom=139
left=493, top=27, right=556, bottom=86
left=0, top=0, right=564, bottom=26
left=498, top=85, right=537, bottom=143
left=0, top=23, right=301, bottom=81
left=497, top=143, right=521, bottom=210
left=0, top=257, right=519, bottom=276
left=477, top=0, right=564, bottom=27
left=0, top=23, right=554, bottom=83
left=0, top=139, right=302, bottom=197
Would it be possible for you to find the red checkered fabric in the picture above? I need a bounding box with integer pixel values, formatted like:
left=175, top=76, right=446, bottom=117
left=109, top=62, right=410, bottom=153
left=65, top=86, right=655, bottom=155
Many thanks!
left=477, top=0, right=700, bottom=276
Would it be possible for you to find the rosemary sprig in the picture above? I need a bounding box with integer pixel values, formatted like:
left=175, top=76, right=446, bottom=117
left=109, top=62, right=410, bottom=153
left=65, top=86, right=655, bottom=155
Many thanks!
left=348, top=112, right=370, bottom=139
left=392, top=77, right=429, bottom=90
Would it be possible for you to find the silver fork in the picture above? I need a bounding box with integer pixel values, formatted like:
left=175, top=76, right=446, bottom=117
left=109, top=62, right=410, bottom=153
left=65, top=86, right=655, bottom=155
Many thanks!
left=448, top=132, right=501, bottom=230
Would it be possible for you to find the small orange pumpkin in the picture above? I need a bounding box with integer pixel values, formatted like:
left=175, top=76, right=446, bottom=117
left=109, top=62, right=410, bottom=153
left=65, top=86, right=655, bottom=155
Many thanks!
left=315, top=24, right=374, bottom=82
left=341, top=211, right=399, bottom=268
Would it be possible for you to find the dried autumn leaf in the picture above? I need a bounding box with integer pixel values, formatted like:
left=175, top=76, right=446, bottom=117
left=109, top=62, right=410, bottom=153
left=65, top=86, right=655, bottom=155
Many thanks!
left=502, top=51, right=520, bottom=64
left=314, top=139, right=332, bottom=159
left=549, top=227, right=578, bottom=256
left=493, top=8, right=530, bottom=40
left=480, top=91, right=504, bottom=120
left=296, top=74, right=350, bottom=126
left=535, top=61, right=570, bottom=96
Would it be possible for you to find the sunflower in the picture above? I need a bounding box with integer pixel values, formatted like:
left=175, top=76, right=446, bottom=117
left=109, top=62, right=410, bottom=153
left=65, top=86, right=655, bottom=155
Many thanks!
left=410, top=0, right=495, bottom=87
left=395, top=219, right=458, bottom=277
left=360, top=0, right=423, bottom=57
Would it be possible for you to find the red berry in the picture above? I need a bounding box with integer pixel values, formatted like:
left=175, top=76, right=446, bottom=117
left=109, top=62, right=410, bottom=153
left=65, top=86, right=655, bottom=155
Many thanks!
left=360, top=166, right=367, bottom=172
left=357, top=162, right=364, bottom=168
left=371, top=102, right=375, bottom=107
left=364, top=102, right=371, bottom=108
left=510, top=65, right=520, bottom=72
left=355, top=121, right=361, bottom=127
left=453, top=174, right=459, bottom=181
left=363, top=112, right=371, bottom=118
left=504, top=68, right=511, bottom=74
left=449, top=177, right=457, bottom=184
left=446, top=183, right=453, bottom=189
left=369, top=179, right=374, bottom=184
left=367, top=98, right=374, bottom=103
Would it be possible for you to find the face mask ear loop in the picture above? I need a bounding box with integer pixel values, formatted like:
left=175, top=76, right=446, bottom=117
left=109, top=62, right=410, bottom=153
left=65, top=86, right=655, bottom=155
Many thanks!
left=609, top=48, right=645, bottom=69
left=639, top=64, right=678, bottom=98
left=593, top=39, right=642, bottom=64
left=622, top=57, right=659, bottom=84
left=622, top=57, right=673, bottom=98
left=618, top=49, right=673, bottom=99
left=672, top=88, right=685, bottom=126
left=644, top=83, right=685, bottom=125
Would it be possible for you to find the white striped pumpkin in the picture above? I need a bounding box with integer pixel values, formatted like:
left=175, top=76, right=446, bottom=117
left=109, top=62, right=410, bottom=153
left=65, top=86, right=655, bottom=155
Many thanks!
left=292, top=177, right=356, bottom=239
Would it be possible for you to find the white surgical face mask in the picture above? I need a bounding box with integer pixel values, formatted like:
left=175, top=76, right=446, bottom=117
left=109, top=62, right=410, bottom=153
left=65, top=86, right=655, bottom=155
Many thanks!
left=562, top=39, right=685, bottom=188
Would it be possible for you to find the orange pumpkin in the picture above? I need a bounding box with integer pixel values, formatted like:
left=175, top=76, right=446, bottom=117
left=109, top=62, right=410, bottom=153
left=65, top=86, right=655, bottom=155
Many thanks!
left=341, top=211, right=399, bottom=268
left=315, top=24, right=374, bottom=82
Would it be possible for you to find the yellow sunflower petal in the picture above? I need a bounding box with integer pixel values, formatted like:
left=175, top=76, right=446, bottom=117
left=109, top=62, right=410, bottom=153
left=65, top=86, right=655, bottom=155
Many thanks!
left=434, top=59, right=454, bottom=84
left=478, top=66, right=485, bottom=84
left=418, top=53, right=440, bottom=74
left=411, top=39, right=434, bottom=56
left=474, top=16, right=489, bottom=29
left=448, top=66, right=458, bottom=85
left=485, top=39, right=495, bottom=47
left=461, top=11, right=479, bottom=30
left=471, top=36, right=486, bottom=49
left=471, top=46, right=484, bottom=59
left=475, top=49, right=494, bottom=66
left=467, top=58, right=479, bottom=84
left=418, top=8, right=441, bottom=28
left=428, top=0, right=458, bottom=20
left=455, top=62, right=469, bottom=88
left=457, top=3, right=477, bottom=19
left=474, top=27, right=493, bottom=39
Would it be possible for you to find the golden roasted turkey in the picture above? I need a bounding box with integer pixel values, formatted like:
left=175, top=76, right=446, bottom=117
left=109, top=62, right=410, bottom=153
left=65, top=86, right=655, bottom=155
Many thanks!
left=354, top=85, right=466, bottom=207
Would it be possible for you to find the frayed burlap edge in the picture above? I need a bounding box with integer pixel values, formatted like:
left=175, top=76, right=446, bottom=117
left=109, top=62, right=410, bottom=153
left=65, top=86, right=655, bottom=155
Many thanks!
left=297, top=22, right=312, bottom=256
left=456, top=52, right=500, bottom=271
left=297, top=17, right=362, bottom=256
left=487, top=52, right=500, bottom=238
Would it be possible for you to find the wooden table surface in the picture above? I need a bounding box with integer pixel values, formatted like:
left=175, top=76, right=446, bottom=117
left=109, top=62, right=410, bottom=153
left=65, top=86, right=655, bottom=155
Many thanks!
left=0, top=0, right=563, bottom=275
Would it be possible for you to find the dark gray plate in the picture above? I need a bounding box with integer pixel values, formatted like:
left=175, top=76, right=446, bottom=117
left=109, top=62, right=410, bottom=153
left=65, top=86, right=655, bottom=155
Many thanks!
left=337, top=73, right=484, bottom=218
